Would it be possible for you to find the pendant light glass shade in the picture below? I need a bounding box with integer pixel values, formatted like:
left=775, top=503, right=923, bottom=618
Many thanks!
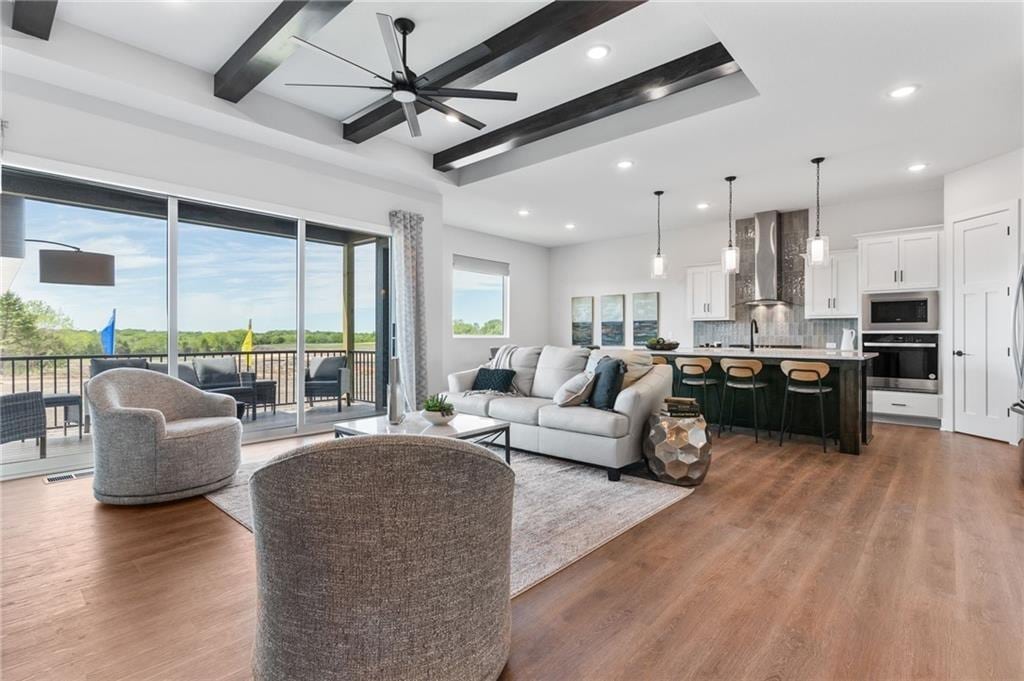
left=721, top=245, right=740, bottom=274
left=721, top=176, right=739, bottom=274
left=808, top=157, right=830, bottom=267
left=650, top=190, right=667, bottom=280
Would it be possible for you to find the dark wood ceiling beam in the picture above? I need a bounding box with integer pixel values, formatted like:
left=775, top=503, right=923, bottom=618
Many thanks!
left=11, top=0, right=58, bottom=40
left=342, top=0, right=646, bottom=144
left=214, top=0, right=350, bottom=103
left=433, top=43, right=740, bottom=172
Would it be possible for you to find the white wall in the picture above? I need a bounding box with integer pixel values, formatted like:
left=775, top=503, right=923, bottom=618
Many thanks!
left=441, top=225, right=550, bottom=381
left=548, top=189, right=943, bottom=348
left=2, top=80, right=447, bottom=396
left=940, top=148, right=1024, bottom=430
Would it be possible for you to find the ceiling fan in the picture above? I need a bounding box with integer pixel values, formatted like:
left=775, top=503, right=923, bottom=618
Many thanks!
left=286, top=14, right=519, bottom=138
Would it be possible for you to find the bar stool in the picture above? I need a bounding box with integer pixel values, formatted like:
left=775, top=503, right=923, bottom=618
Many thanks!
left=674, top=357, right=720, bottom=427
left=718, top=358, right=772, bottom=442
left=778, top=360, right=836, bottom=453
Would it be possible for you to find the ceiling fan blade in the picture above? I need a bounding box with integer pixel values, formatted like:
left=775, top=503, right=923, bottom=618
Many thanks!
left=285, top=83, right=392, bottom=90
left=342, top=93, right=397, bottom=124
left=375, top=13, right=408, bottom=84
left=400, top=101, right=421, bottom=137
left=418, top=87, right=518, bottom=102
left=290, top=36, right=392, bottom=85
left=416, top=96, right=485, bottom=131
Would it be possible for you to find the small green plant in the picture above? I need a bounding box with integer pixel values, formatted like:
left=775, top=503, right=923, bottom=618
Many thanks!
left=423, top=393, right=454, bottom=416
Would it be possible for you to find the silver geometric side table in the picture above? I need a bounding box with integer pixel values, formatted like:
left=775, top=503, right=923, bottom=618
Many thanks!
left=644, top=413, right=712, bottom=486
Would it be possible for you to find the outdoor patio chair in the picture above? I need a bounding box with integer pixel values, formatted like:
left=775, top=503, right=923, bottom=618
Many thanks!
left=304, top=355, right=352, bottom=411
left=0, top=391, right=47, bottom=458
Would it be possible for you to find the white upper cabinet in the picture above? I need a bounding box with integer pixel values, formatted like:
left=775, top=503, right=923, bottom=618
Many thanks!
left=859, top=229, right=940, bottom=292
left=687, top=265, right=735, bottom=320
left=805, top=249, right=858, bottom=318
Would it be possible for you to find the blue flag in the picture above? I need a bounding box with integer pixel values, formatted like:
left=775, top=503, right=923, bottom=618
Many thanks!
left=100, top=309, right=116, bottom=355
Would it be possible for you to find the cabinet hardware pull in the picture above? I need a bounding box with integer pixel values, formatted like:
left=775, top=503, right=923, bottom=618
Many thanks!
left=900, top=269, right=904, bottom=282
left=891, top=403, right=908, bottom=407
left=894, top=270, right=897, bottom=282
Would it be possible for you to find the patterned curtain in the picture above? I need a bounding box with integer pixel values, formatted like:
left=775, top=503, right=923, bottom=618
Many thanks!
left=389, top=209, right=428, bottom=410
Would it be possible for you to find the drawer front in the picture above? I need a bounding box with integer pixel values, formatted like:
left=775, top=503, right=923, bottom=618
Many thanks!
left=871, top=390, right=940, bottom=418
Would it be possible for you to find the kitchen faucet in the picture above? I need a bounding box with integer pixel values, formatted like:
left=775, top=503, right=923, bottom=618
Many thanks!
left=749, top=318, right=759, bottom=352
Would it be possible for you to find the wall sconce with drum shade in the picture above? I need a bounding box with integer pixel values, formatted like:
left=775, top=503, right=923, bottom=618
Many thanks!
left=721, top=175, right=739, bottom=274
left=650, top=190, right=667, bottom=279
left=0, top=194, right=115, bottom=286
left=37, top=244, right=115, bottom=286
left=807, top=157, right=829, bottom=267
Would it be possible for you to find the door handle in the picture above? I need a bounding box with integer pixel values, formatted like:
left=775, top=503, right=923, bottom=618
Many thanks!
left=953, top=350, right=972, bottom=357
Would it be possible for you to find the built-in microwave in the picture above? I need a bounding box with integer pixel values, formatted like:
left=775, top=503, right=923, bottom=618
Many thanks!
left=862, top=291, right=939, bottom=332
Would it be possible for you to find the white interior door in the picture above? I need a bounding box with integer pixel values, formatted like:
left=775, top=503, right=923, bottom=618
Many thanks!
left=953, top=209, right=1017, bottom=442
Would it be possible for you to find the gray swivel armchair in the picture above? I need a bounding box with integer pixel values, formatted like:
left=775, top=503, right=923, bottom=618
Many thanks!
left=85, top=368, right=241, bottom=505
left=250, top=435, right=515, bottom=681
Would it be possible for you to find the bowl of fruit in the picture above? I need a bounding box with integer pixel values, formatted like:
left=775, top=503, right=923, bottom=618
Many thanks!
left=645, top=337, right=680, bottom=351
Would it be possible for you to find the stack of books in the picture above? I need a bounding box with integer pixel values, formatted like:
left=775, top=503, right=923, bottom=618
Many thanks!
left=661, top=396, right=702, bottom=418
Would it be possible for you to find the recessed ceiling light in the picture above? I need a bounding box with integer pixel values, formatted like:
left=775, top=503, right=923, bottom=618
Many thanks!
left=517, top=209, right=530, bottom=217
left=586, top=45, right=610, bottom=60
left=445, top=114, right=458, bottom=123
left=565, top=223, right=576, bottom=230
left=696, top=202, right=710, bottom=210
left=907, top=162, right=928, bottom=172
left=616, top=160, right=634, bottom=169
left=888, top=85, right=918, bottom=99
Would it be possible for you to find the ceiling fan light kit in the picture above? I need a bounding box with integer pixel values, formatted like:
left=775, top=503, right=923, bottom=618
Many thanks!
left=286, top=14, right=518, bottom=138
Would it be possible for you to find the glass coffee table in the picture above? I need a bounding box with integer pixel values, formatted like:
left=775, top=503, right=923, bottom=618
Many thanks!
left=333, top=413, right=512, bottom=464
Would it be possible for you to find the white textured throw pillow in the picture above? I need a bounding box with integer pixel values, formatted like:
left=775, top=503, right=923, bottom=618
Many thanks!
left=553, top=372, right=596, bottom=407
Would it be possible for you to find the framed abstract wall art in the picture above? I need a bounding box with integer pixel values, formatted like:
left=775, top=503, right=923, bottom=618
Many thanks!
left=600, top=294, right=625, bottom=346
left=571, top=296, right=593, bottom=345
left=632, top=292, right=659, bottom=345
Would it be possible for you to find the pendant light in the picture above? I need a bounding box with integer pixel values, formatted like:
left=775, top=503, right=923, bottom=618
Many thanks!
left=720, top=176, right=739, bottom=274
left=650, top=190, right=667, bottom=279
left=807, top=156, right=830, bottom=267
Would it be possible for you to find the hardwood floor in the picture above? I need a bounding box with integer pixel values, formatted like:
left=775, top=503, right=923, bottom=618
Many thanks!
left=2, top=425, right=1021, bottom=680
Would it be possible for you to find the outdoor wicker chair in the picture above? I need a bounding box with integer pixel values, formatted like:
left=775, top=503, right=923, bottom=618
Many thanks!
left=0, top=391, right=48, bottom=458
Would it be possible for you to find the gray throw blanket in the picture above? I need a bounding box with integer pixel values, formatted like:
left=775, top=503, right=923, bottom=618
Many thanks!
left=462, top=344, right=520, bottom=396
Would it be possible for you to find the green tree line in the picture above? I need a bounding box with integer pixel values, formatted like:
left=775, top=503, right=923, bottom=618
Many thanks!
left=0, top=292, right=374, bottom=356
left=452, top=318, right=504, bottom=336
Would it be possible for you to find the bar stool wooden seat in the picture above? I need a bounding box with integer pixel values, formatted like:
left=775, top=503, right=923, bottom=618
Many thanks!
left=778, top=360, right=836, bottom=453
left=674, top=357, right=720, bottom=426
left=719, top=358, right=772, bottom=442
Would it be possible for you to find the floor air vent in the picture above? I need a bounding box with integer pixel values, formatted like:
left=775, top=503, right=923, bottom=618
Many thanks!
left=44, top=469, right=94, bottom=484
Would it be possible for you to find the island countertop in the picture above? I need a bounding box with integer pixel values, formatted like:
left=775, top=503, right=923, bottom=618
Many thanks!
left=649, top=347, right=878, bottom=362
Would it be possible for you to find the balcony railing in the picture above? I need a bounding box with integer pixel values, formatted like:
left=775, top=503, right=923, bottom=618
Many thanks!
left=1, top=349, right=377, bottom=431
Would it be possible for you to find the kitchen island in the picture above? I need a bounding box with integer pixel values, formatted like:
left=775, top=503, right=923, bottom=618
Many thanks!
left=652, top=348, right=877, bottom=455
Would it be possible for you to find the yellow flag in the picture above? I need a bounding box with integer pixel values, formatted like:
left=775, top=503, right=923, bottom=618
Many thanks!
left=241, top=319, right=254, bottom=369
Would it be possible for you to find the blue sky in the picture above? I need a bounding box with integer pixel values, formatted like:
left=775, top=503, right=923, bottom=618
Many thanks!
left=451, top=269, right=505, bottom=325
left=10, top=200, right=377, bottom=333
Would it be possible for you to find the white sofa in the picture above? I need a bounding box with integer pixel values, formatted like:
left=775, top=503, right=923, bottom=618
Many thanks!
left=443, top=346, right=672, bottom=480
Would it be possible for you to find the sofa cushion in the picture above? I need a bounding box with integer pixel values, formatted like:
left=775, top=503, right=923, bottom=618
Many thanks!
left=553, top=372, right=595, bottom=407
left=193, top=357, right=239, bottom=387
left=538, top=405, right=629, bottom=438
left=587, top=349, right=653, bottom=388
left=590, top=357, right=626, bottom=410
left=471, top=368, right=516, bottom=393
left=488, top=397, right=552, bottom=426
left=506, top=346, right=543, bottom=396
left=148, top=363, right=200, bottom=386
left=443, top=392, right=500, bottom=417
left=531, top=346, right=591, bottom=398
left=310, top=356, right=346, bottom=380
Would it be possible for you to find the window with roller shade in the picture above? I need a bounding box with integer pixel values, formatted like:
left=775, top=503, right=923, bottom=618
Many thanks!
left=452, top=255, right=509, bottom=337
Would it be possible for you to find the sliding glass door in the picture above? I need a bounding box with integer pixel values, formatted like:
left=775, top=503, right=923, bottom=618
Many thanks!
left=1, top=167, right=391, bottom=478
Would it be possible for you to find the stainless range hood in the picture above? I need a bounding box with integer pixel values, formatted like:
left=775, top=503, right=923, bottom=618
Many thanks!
left=748, top=210, right=789, bottom=305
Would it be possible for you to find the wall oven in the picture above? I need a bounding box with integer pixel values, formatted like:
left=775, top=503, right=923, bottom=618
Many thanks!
left=862, top=333, right=939, bottom=393
left=863, top=291, right=939, bottom=331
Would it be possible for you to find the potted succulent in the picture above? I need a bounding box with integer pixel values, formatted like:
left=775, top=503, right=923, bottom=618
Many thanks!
left=421, top=393, right=457, bottom=426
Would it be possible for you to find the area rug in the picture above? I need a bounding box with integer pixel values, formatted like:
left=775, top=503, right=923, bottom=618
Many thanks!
left=206, top=451, right=692, bottom=596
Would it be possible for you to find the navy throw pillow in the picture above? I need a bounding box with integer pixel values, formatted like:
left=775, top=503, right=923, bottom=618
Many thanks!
left=472, top=367, right=516, bottom=393
left=589, top=357, right=627, bottom=410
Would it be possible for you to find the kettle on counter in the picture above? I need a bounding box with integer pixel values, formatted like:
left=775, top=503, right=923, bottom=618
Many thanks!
left=840, top=328, right=857, bottom=351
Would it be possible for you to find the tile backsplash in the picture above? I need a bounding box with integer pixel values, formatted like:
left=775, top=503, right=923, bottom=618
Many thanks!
left=694, top=304, right=858, bottom=349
